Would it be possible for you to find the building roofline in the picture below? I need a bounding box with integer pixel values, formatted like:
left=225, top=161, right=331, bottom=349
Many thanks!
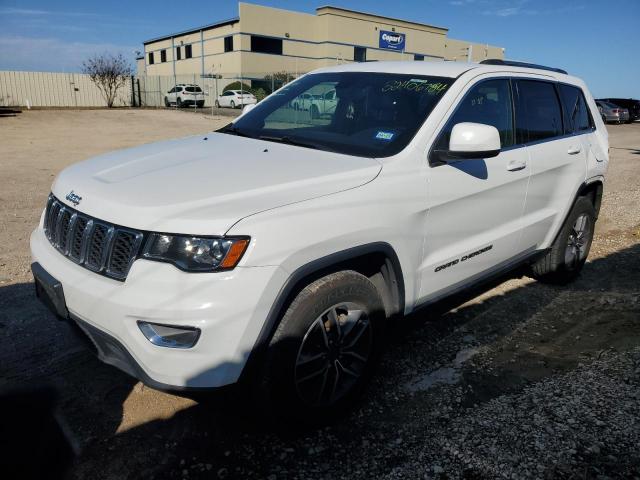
left=315, top=5, right=448, bottom=32
left=143, top=17, right=239, bottom=45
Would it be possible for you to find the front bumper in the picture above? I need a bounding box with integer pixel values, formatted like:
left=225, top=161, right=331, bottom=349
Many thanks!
left=30, top=225, right=286, bottom=389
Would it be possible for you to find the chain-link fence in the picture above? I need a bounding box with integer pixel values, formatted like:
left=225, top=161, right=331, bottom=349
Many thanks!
left=0, top=70, right=303, bottom=109
left=136, top=71, right=302, bottom=108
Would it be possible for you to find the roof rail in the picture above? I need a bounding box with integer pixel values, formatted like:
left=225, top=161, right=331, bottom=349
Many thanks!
left=480, top=59, right=568, bottom=75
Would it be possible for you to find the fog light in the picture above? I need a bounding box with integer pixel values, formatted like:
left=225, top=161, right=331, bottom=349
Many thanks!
left=137, top=321, right=200, bottom=349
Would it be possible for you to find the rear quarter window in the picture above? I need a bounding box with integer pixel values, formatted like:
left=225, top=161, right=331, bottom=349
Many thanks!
left=558, top=84, right=593, bottom=133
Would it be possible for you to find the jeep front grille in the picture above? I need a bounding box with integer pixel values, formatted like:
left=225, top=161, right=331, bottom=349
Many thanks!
left=43, top=195, right=143, bottom=281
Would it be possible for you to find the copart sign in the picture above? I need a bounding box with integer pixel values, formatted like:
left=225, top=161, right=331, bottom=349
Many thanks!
left=379, top=30, right=406, bottom=50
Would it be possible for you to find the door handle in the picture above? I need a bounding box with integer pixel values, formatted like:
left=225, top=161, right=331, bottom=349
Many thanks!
left=567, top=145, right=582, bottom=155
left=506, top=159, right=527, bottom=172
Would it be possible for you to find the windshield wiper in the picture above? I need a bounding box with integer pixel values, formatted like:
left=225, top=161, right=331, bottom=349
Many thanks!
left=258, top=135, right=330, bottom=151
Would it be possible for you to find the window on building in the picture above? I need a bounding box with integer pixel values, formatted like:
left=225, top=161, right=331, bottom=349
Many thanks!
left=224, top=36, right=233, bottom=52
left=160, top=49, right=167, bottom=63
left=250, top=35, right=282, bottom=55
left=515, top=80, right=563, bottom=143
left=176, top=46, right=181, bottom=61
left=558, top=84, right=592, bottom=134
left=354, top=46, right=367, bottom=62
left=414, top=54, right=425, bottom=61
left=434, top=79, right=514, bottom=152
left=148, top=52, right=154, bottom=65
left=185, top=44, right=192, bottom=58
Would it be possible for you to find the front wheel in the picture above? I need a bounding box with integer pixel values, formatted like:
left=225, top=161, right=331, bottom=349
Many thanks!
left=215, top=100, right=220, bottom=108
left=230, top=100, right=236, bottom=109
left=258, top=271, right=386, bottom=425
left=531, top=196, right=596, bottom=284
left=164, top=97, right=169, bottom=107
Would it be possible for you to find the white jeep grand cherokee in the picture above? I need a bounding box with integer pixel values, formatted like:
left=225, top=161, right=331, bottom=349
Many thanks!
left=31, top=60, right=608, bottom=423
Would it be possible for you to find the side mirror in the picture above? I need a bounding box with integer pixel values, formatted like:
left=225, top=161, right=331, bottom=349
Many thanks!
left=433, top=122, right=501, bottom=163
left=242, top=103, right=257, bottom=114
left=235, top=103, right=257, bottom=120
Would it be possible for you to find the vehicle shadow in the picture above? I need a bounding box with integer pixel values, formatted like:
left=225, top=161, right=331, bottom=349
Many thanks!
left=1, top=241, right=638, bottom=479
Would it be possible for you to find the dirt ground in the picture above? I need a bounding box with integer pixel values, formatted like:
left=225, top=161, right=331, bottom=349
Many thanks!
left=0, top=110, right=639, bottom=479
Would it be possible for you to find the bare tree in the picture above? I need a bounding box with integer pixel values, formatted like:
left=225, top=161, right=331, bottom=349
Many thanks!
left=82, top=53, right=132, bottom=108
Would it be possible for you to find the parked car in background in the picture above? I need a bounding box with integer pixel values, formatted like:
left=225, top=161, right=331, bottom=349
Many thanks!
left=216, top=90, right=257, bottom=109
left=164, top=84, right=205, bottom=108
left=290, top=93, right=314, bottom=111
left=597, top=98, right=640, bottom=123
left=596, top=100, right=630, bottom=124
left=309, top=89, right=338, bottom=119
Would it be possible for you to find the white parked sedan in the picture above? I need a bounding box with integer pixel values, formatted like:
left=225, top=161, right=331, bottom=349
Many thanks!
left=215, top=90, right=257, bottom=109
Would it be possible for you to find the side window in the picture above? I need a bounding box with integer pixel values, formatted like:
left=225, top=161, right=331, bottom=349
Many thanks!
left=515, top=80, right=563, bottom=143
left=558, top=84, right=592, bottom=133
left=434, top=79, right=514, bottom=151
left=224, top=36, right=233, bottom=53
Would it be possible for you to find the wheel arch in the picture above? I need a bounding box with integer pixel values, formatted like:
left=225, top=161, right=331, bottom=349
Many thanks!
left=578, top=178, right=604, bottom=219
left=550, top=179, right=603, bottom=247
left=239, top=242, right=405, bottom=383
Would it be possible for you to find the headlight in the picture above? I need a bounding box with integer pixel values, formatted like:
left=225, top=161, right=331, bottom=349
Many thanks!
left=142, top=234, right=249, bottom=272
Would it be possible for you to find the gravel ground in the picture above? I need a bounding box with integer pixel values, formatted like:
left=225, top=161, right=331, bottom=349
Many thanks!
left=0, top=111, right=639, bottom=479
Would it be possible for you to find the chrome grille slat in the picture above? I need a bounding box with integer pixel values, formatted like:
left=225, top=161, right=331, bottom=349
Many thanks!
left=43, top=195, right=143, bottom=281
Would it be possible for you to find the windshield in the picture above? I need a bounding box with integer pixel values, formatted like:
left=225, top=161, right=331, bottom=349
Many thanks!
left=222, top=72, right=454, bottom=157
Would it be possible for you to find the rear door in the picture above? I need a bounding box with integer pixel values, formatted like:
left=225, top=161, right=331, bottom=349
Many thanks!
left=516, top=79, right=588, bottom=250
left=419, top=77, right=531, bottom=301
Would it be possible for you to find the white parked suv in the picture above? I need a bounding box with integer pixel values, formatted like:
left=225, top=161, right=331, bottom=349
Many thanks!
left=164, top=84, right=205, bottom=108
left=31, top=60, right=608, bottom=424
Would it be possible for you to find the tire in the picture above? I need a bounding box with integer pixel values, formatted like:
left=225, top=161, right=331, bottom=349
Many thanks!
left=230, top=100, right=236, bottom=109
left=215, top=100, right=220, bottom=108
left=176, top=98, right=183, bottom=108
left=531, top=196, right=596, bottom=284
left=258, top=270, right=386, bottom=425
left=164, top=97, right=169, bottom=107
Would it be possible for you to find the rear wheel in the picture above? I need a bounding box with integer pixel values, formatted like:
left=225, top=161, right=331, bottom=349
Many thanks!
left=230, top=100, right=236, bottom=109
left=258, top=271, right=385, bottom=425
left=215, top=100, right=220, bottom=108
left=531, top=196, right=596, bottom=284
left=176, top=98, right=183, bottom=108
left=164, top=97, right=169, bottom=107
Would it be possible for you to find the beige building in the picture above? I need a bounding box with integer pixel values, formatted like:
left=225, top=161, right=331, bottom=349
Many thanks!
left=143, top=3, right=504, bottom=81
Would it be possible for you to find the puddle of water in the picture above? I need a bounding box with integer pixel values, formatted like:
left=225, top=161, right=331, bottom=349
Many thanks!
left=406, top=347, right=478, bottom=392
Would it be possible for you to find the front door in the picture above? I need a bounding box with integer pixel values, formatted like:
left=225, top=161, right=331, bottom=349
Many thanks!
left=419, top=78, right=530, bottom=302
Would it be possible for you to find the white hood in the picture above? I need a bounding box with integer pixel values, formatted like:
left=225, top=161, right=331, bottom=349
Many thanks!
left=52, top=133, right=382, bottom=235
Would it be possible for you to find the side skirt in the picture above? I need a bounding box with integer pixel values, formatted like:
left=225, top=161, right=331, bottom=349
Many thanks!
left=412, top=246, right=546, bottom=313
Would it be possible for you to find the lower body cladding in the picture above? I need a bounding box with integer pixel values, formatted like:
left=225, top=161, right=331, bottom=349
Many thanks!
left=30, top=226, right=287, bottom=389
left=182, top=99, right=205, bottom=107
